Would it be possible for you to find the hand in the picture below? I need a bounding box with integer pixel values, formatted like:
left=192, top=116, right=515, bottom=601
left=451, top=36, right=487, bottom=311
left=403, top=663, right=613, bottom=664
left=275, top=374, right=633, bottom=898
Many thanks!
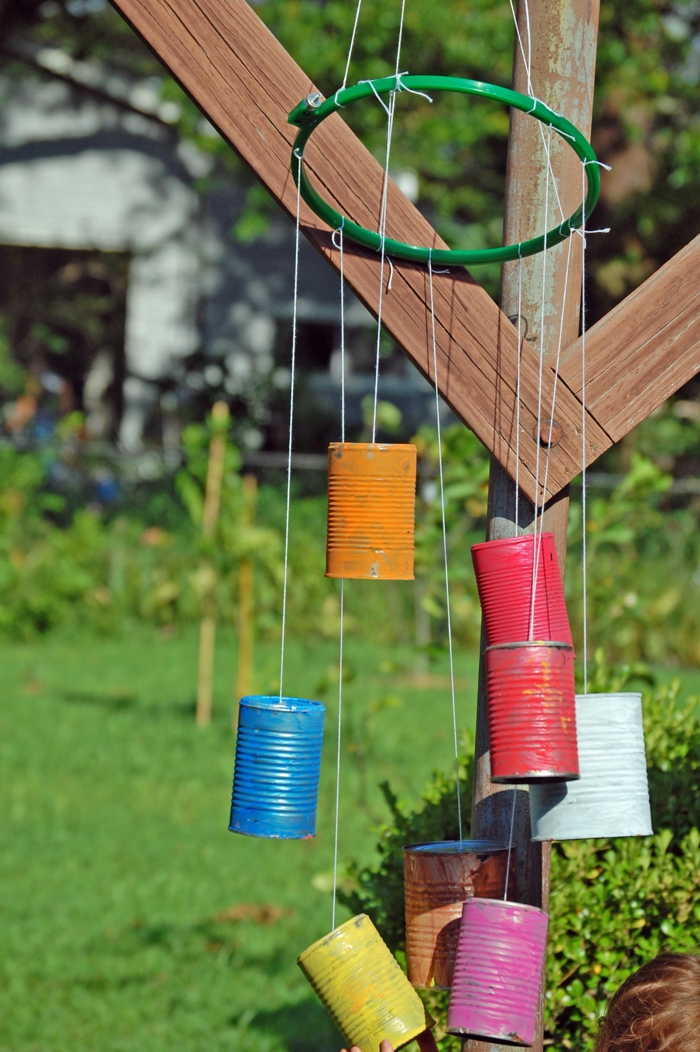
left=340, top=1043, right=394, bottom=1052
left=341, top=1034, right=438, bottom=1052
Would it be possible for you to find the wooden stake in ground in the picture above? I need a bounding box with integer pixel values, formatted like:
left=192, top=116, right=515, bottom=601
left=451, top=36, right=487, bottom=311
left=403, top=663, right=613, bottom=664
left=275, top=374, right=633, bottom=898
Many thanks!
left=196, top=400, right=230, bottom=728
left=469, top=4, right=600, bottom=1051
left=234, top=473, right=258, bottom=718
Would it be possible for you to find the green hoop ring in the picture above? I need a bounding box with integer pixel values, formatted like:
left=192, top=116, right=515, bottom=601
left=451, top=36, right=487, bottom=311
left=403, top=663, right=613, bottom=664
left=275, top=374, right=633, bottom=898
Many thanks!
left=288, top=75, right=601, bottom=266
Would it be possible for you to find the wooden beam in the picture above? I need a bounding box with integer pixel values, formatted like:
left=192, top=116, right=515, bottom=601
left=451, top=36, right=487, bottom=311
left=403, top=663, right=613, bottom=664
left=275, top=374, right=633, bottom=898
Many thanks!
left=110, top=0, right=610, bottom=503
left=559, top=232, right=700, bottom=442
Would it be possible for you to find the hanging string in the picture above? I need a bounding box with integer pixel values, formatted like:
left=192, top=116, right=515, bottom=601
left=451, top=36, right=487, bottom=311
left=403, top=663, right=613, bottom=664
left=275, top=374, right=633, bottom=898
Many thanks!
left=507, top=0, right=568, bottom=228
left=528, top=123, right=553, bottom=642
left=581, top=160, right=589, bottom=695
left=331, top=583, right=344, bottom=929
left=330, top=223, right=347, bottom=930
left=341, top=0, right=364, bottom=91
left=503, top=787, right=517, bottom=901
left=371, top=0, right=407, bottom=442
left=537, top=226, right=575, bottom=514
left=278, top=164, right=302, bottom=699
left=514, top=247, right=524, bottom=533
left=428, top=253, right=463, bottom=843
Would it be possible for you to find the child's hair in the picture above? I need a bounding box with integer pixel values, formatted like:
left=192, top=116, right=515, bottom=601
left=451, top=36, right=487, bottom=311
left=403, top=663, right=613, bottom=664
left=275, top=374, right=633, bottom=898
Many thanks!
left=594, top=952, right=700, bottom=1052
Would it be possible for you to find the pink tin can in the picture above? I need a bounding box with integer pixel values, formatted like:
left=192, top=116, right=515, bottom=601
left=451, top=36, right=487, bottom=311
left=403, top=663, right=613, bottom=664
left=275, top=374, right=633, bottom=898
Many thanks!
left=471, top=533, right=572, bottom=647
left=447, top=897, right=549, bottom=1045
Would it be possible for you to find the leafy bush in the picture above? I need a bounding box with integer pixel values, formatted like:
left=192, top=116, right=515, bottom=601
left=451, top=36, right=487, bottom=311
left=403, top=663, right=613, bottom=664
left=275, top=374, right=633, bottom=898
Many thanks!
left=340, top=673, right=700, bottom=1051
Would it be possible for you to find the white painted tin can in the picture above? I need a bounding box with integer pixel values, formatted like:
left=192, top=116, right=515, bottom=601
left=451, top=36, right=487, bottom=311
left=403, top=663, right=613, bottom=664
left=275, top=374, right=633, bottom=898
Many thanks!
left=530, top=692, right=653, bottom=841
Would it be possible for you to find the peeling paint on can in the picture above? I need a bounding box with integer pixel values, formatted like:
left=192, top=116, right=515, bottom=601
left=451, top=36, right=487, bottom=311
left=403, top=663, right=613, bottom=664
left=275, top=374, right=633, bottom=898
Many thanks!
left=486, top=641, right=579, bottom=783
left=403, top=840, right=514, bottom=989
left=447, top=897, right=548, bottom=1044
left=471, top=532, right=572, bottom=647
left=530, top=692, right=653, bottom=840
left=326, top=443, right=417, bottom=580
left=298, top=913, right=432, bottom=1052
left=229, top=695, right=325, bottom=839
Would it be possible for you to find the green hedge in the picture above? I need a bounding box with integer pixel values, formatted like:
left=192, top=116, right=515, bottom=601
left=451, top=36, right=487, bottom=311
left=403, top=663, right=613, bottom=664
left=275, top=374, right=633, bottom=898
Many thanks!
left=339, top=669, right=700, bottom=1050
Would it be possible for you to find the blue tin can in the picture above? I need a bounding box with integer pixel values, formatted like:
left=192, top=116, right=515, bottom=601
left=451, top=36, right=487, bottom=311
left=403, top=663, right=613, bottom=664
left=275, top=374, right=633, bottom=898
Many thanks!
left=229, top=695, right=326, bottom=839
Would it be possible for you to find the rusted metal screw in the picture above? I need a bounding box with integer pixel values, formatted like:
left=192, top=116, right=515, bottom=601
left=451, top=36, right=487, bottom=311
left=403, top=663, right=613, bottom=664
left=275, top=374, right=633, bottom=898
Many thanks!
left=535, top=419, right=563, bottom=446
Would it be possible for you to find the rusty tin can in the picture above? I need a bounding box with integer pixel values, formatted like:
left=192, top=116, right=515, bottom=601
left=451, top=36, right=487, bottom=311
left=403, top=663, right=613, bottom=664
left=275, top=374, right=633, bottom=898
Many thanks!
left=486, top=641, right=579, bottom=783
left=471, top=532, right=572, bottom=647
left=447, top=897, right=549, bottom=1045
left=403, top=840, right=514, bottom=989
left=326, top=442, right=417, bottom=580
left=298, top=913, right=432, bottom=1052
left=530, top=692, right=653, bottom=841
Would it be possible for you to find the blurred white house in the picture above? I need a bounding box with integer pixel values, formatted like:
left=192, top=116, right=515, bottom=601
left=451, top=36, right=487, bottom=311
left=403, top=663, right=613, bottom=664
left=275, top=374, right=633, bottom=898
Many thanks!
left=0, top=48, right=435, bottom=452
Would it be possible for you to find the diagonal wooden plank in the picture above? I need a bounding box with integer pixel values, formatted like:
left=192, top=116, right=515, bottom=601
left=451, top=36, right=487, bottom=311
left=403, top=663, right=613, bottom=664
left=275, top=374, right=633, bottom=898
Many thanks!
left=559, top=233, right=700, bottom=442
left=111, top=0, right=610, bottom=502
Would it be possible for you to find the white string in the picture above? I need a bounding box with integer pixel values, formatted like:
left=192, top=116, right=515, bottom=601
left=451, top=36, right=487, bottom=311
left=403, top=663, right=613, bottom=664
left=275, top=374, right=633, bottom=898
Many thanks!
left=503, top=788, right=517, bottom=901
left=428, top=254, right=462, bottom=843
left=581, top=160, right=589, bottom=695
left=371, top=0, right=407, bottom=443
left=341, top=0, right=364, bottom=90
left=331, top=223, right=347, bottom=931
left=331, top=581, right=344, bottom=929
left=371, top=90, right=397, bottom=442
left=528, top=124, right=552, bottom=642
left=508, top=0, right=566, bottom=225
left=514, top=248, right=523, bottom=533
left=279, top=164, right=302, bottom=698
left=538, top=227, right=575, bottom=517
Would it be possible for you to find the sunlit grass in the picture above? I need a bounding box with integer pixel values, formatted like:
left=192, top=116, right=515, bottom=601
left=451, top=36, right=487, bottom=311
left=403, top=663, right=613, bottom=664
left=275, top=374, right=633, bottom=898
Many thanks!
left=0, top=625, right=479, bottom=1052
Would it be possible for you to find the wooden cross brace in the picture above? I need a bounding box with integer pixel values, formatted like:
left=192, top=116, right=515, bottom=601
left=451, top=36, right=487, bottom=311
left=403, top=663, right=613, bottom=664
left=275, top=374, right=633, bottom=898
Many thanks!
left=112, top=0, right=700, bottom=504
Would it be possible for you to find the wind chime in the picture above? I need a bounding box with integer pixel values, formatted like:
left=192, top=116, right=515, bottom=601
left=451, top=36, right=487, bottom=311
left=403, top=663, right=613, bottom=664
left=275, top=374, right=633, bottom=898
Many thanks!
left=226, top=0, right=654, bottom=1047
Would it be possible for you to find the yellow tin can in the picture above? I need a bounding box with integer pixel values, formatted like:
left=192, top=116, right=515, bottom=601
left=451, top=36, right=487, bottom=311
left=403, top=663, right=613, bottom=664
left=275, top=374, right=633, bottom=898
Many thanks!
left=298, top=914, right=432, bottom=1052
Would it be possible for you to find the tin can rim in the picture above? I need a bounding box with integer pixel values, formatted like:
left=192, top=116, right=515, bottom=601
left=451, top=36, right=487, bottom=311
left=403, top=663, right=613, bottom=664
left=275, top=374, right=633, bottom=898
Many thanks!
left=328, top=441, right=417, bottom=454
left=575, top=691, right=642, bottom=702
left=471, top=532, right=554, bottom=552
left=462, top=896, right=548, bottom=919
left=492, top=771, right=580, bottom=784
left=297, top=913, right=370, bottom=964
left=239, top=694, right=325, bottom=712
left=486, top=640, right=573, bottom=652
left=403, top=839, right=509, bottom=854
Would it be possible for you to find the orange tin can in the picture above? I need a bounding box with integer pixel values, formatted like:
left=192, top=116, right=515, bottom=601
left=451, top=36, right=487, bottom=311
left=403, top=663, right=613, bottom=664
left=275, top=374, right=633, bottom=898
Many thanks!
left=404, top=840, right=514, bottom=989
left=326, top=442, right=417, bottom=580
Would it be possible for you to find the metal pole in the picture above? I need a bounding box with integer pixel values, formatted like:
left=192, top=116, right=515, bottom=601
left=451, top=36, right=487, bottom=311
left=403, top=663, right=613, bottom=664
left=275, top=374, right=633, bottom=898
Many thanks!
left=467, top=3, right=600, bottom=1051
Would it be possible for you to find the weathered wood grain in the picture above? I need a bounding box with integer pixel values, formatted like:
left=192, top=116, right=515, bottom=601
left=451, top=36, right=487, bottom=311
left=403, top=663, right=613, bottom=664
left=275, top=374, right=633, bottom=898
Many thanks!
left=111, top=0, right=610, bottom=502
left=560, top=233, right=700, bottom=441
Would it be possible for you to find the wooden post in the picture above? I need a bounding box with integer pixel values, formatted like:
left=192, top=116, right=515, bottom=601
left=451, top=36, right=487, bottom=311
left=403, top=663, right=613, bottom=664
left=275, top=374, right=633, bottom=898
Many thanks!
left=234, top=473, right=258, bottom=718
left=196, top=400, right=230, bottom=728
left=467, top=3, right=600, bottom=1051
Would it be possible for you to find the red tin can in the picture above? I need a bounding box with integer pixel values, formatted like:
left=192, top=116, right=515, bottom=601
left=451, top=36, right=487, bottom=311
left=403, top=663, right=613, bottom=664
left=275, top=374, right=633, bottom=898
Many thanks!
left=486, top=641, right=579, bottom=783
left=471, top=533, right=572, bottom=647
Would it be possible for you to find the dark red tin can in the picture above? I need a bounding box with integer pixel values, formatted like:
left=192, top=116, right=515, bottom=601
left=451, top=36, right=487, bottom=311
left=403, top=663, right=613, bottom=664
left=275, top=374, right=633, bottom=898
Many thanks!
left=471, top=533, right=572, bottom=648
left=486, top=641, right=579, bottom=783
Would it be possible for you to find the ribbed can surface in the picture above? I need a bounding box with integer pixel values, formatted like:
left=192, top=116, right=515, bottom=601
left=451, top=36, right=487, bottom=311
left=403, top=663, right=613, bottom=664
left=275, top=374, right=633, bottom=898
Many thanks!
left=486, top=642, right=578, bottom=783
left=530, top=692, right=653, bottom=840
left=447, top=897, right=548, bottom=1044
left=326, top=443, right=417, bottom=580
left=471, top=533, right=572, bottom=647
left=298, top=913, right=431, bottom=1052
left=403, top=840, right=514, bottom=989
left=229, top=695, right=325, bottom=839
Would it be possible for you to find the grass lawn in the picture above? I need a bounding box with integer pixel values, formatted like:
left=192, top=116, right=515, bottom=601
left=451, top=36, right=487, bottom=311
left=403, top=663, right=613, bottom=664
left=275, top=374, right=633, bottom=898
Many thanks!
left=0, top=625, right=479, bottom=1052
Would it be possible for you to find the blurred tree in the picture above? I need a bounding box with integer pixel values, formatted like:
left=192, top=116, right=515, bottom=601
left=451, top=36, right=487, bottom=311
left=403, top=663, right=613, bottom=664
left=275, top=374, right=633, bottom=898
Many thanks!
left=4, top=0, right=700, bottom=316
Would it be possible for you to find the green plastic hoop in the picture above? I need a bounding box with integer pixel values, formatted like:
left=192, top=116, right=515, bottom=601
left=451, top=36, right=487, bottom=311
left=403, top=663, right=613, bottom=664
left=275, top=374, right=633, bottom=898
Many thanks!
left=288, top=75, right=601, bottom=266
